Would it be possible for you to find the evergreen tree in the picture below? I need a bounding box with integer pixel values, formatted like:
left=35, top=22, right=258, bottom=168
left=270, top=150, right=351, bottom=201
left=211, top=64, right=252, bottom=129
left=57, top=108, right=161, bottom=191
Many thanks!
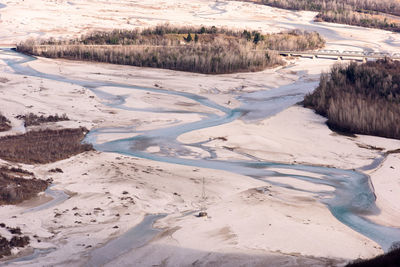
left=185, top=33, right=192, bottom=42
left=253, top=32, right=261, bottom=44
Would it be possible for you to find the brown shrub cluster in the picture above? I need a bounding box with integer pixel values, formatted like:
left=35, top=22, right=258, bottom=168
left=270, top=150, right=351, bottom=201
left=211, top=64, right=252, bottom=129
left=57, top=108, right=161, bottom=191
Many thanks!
left=0, top=223, right=30, bottom=259
left=304, top=58, right=400, bottom=139
left=16, top=113, right=69, bottom=127
left=0, top=113, right=11, bottom=132
left=0, top=166, right=49, bottom=205
left=16, top=25, right=325, bottom=74
left=0, top=128, right=93, bottom=164
left=0, top=235, right=30, bottom=259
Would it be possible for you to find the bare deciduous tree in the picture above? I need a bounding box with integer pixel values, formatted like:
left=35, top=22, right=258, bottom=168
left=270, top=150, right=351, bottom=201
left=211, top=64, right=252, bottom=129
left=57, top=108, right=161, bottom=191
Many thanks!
left=16, top=25, right=325, bottom=74
left=304, top=59, right=400, bottom=139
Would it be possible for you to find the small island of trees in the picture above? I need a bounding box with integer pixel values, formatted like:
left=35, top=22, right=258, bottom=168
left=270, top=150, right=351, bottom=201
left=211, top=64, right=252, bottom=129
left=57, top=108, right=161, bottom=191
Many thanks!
left=16, top=24, right=325, bottom=74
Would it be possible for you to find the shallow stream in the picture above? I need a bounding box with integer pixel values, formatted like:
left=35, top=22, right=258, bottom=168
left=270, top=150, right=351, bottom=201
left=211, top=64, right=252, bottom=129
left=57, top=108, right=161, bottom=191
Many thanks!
left=1, top=48, right=400, bottom=255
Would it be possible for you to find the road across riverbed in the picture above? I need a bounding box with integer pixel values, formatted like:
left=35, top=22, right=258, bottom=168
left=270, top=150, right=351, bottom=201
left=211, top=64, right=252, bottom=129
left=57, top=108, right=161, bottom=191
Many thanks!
left=277, top=49, right=400, bottom=61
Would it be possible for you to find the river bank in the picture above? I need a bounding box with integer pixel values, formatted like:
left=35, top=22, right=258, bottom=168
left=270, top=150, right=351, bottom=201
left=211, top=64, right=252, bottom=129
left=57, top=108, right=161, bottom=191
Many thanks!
left=1, top=0, right=400, bottom=266
left=1, top=48, right=400, bottom=265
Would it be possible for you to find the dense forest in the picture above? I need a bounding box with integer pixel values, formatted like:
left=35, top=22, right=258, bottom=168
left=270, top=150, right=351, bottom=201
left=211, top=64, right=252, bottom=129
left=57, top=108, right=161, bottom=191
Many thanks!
left=248, top=0, right=400, bottom=32
left=16, top=25, right=325, bottom=74
left=304, top=58, right=400, bottom=140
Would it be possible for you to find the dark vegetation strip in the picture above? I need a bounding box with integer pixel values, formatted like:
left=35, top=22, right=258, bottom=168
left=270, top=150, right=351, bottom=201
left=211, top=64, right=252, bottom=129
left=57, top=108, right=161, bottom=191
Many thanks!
left=0, top=113, right=11, bottom=132
left=0, top=128, right=93, bottom=164
left=346, top=247, right=400, bottom=267
left=246, top=0, right=400, bottom=32
left=0, top=166, right=49, bottom=205
left=16, top=25, right=325, bottom=74
left=16, top=113, right=69, bottom=127
left=304, top=58, right=400, bottom=140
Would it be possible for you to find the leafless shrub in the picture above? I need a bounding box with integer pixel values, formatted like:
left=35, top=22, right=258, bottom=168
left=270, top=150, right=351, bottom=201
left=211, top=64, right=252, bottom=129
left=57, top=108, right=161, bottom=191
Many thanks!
left=16, top=113, right=69, bottom=127
left=0, top=227, right=30, bottom=259
left=0, top=235, right=12, bottom=258
left=0, top=113, right=11, bottom=132
left=49, top=168, right=63, bottom=173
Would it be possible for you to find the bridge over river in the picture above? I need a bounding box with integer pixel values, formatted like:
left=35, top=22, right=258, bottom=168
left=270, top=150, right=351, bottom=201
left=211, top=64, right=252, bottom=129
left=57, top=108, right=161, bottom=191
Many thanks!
left=278, top=50, right=400, bottom=62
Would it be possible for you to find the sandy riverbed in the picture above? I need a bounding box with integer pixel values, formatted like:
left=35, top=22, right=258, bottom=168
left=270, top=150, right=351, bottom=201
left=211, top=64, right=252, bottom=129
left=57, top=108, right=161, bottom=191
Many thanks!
left=1, top=0, right=400, bottom=266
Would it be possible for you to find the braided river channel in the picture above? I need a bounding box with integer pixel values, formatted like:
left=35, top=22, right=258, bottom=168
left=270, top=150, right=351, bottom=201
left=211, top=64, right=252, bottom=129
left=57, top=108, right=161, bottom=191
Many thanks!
left=2, top=47, right=400, bottom=253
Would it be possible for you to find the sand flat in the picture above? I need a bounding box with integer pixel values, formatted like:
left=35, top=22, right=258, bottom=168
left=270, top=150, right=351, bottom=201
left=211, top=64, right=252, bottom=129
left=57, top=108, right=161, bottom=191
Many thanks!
left=0, top=0, right=400, bottom=266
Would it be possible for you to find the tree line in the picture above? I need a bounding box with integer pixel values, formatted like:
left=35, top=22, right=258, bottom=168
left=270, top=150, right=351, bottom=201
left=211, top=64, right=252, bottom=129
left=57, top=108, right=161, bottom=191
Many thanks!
left=304, top=58, right=400, bottom=140
left=250, top=0, right=400, bottom=32
left=16, top=25, right=325, bottom=74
